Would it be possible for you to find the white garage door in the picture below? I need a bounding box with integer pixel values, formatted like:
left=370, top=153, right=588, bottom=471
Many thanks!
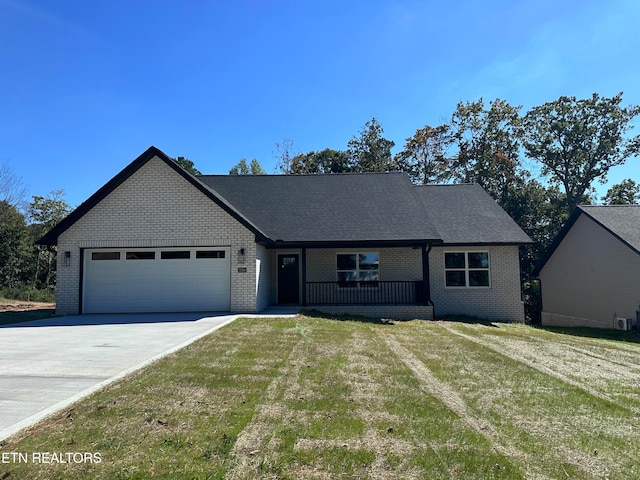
left=83, top=247, right=231, bottom=313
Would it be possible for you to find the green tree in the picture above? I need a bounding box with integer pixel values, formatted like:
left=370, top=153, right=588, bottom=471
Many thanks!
left=448, top=98, right=523, bottom=203
left=288, top=149, right=350, bottom=174
left=174, top=156, right=202, bottom=176
left=347, top=118, right=396, bottom=172
left=395, top=125, right=453, bottom=184
left=601, top=178, right=640, bottom=205
left=0, top=201, right=29, bottom=289
left=522, top=92, right=640, bottom=214
left=249, top=159, right=265, bottom=175
left=229, top=159, right=250, bottom=175
left=29, top=190, right=71, bottom=290
left=229, top=158, right=266, bottom=175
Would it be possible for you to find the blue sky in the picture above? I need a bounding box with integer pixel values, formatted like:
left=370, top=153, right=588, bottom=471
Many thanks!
left=1, top=0, right=639, bottom=208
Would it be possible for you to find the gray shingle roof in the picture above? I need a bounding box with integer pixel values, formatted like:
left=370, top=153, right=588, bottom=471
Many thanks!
left=580, top=205, right=640, bottom=253
left=198, top=174, right=532, bottom=245
left=38, top=146, right=532, bottom=247
left=414, top=183, right=533, bottom=244
left=198, top=172, right=442, bottom=243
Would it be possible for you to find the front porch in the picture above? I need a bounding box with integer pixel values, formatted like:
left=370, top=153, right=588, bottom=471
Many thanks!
left=264, top=246, right=434, bottom=320
left=306, top=280, right=425, bottom=305
left=306, top=280, right=432, bottom=320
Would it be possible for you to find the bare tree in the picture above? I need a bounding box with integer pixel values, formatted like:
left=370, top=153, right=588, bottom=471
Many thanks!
left=0, top=162, right=27, bottom=208
left=274, top=138, right=299, bottom=173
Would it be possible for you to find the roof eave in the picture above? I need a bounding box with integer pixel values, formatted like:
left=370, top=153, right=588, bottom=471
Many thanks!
left=266, top=239, right=443, bottom=249
left=440, top=240, right=534, bottom=247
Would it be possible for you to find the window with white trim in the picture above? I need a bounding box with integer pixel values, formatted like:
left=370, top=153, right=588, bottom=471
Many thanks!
left=337, top=253, right=379, bottom=286
left=444, top=252, right=490, bottom=287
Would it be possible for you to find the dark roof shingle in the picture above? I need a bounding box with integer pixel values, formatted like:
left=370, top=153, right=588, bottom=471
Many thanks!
left=198, top=173, right=442, bottom=243
left=414, top=183, right=533, bottom=244
left=39, top=146, right=532, bottom=247
left=199, top=174, right=532, bottom=245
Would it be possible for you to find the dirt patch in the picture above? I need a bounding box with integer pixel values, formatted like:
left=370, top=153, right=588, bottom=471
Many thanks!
left=0, top=300, right=55, bottom=312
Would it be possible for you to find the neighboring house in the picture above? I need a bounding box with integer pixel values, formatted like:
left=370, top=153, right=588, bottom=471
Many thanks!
left=39, top=146, right=531, bottom=321
left=533, top=205, right=640, bottom=329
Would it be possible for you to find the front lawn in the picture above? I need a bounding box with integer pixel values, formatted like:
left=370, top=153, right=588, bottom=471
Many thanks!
left=2, top=315, right=639, bottom=479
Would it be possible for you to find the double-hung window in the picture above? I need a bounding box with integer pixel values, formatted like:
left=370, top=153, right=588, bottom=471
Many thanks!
left=445, top=252, right=490, bottom=287
left=337, top=253, right=379, bottom=287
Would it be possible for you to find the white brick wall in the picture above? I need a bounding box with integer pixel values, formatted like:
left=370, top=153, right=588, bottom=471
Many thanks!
left=56, top=156, right=257, bottom=315
left=56, top=158, right=525, bottom=322
left=304, top=247, right=431, bottom=319
left=263, top=246, right=523, bottom=322
left=306, top=248, right=422, bottom=281
left=429, top=245, right=525, bottom=323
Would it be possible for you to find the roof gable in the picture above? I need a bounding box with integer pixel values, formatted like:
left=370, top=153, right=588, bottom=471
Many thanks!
left=533, top=205, right=640, bottom=276
left=579, top=205, right=640, bottom=253
left=38, top=146, right=266, bottom=246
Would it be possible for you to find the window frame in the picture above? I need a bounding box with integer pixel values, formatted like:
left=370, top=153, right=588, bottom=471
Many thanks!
left=444, top=251, right=490, bottom=288
left=336, top=252, right=380, bottom=288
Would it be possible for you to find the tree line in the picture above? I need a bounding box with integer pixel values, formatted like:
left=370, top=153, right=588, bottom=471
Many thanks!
left=268, top=92, right=640, bottom=321
left=192, top=93, right=640, bottom=322
left=0, top=181, right=71, bottom=301
left=2, top=92, right=638, bottom=315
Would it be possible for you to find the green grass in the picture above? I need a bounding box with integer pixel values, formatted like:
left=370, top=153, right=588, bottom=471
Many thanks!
left=2, top=315, right=640, bottom=479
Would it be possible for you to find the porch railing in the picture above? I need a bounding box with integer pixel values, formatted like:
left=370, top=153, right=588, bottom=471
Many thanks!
left=306, top=281, right=424, bottom=305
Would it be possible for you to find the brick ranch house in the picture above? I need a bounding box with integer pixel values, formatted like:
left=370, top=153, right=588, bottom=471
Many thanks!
left=39, top=146, right=532, bottom=321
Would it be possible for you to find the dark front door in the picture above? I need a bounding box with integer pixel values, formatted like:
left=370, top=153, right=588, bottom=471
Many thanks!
left=278, top=254, right=299, bottom=304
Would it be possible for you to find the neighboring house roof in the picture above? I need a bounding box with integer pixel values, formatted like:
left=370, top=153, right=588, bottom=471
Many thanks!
left=198, top=173, right=442, bottom=245
left=414, top=183, right=533, bottom=245
left=532, top=205, right=640, bottom=276
left=39, top=146, right=532, bottom=248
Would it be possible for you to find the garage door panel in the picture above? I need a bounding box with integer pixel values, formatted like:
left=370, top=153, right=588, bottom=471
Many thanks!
left=83, top=248, right=231, bottom=313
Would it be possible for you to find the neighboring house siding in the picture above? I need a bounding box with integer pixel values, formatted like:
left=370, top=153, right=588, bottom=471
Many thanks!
left=429, top=245, right=524, bottom=322
left=56, top=156, right=257, bottom=315
left=540, top=214, right=640, bottom=328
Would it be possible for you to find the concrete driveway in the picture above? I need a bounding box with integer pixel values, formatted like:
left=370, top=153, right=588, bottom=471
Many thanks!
left=0, top=312, right=243, bottom=441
